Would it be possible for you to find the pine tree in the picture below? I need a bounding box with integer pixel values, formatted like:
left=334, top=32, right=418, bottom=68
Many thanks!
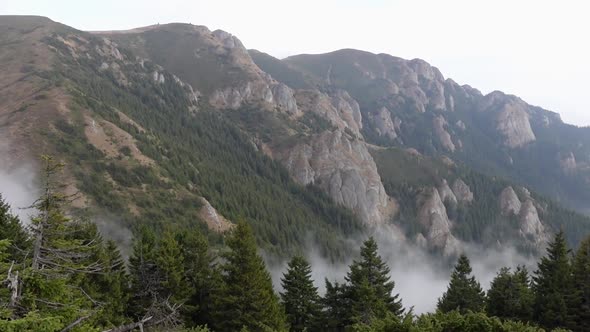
left=156, top=230, right=189, bottom=303
left=16, top=156, right=105, bottom=329
left=486, top=266, right=533, bottom=322
left=532, top=231, right=572, bottom=330
left=437, top=254, right=485, bottom=314
left=176, top=229, right=220, bottom=327
left=0, top=194, right=29, bottom=260
left=320, top=279, right=348, bottom=332
left=94, top=240, right=130, bottom=327
left=568, top=235, right=590, bottom=331
left=280, top=255, right=321, bottom=331
left=212, top=220, right=287, bottom=331
left=345, top=237, right=403, bottom=325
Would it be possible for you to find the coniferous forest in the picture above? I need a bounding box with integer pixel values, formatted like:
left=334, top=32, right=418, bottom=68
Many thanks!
left=1, top=158, right=589, bottom=331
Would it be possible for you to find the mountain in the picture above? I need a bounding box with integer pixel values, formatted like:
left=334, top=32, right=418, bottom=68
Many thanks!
left=1, top=16, right=589, bottom=260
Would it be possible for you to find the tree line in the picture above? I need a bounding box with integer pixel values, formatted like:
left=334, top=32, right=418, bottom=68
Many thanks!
left=0, top=158, right=589, bottom=331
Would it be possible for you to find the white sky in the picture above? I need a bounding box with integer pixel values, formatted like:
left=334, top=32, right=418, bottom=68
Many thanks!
left=2, top=0, right=590, bottom=126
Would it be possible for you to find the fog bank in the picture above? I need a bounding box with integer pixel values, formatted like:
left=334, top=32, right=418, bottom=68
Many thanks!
left=269, top=227, right=537, bottom=314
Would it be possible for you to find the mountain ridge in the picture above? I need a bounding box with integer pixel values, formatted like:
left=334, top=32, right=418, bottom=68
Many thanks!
left=1, top=15, right=589, bottom=260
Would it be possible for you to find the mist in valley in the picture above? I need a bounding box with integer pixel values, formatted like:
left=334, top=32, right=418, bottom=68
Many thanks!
left=268, top=227, right=537, bottom=314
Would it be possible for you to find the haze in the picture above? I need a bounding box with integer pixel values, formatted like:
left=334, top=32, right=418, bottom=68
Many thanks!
left=3, top=0, right=589, bottom=126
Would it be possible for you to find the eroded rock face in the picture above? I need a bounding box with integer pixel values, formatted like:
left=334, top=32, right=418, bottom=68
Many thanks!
left=417, top=187, right=461, bottom=256
left=519, top=199, right=548, bottom=249
left=499, top=186, right=522, bottom=216
left=369, top=107, right=397, bottom=140
left=330, top=90, right=363, bottom=135
left=198, top=197, right=233, bottom=233
left=209, top=81, right=273, bottom=110
left=278, top=129, right=395, bottom=225
left=438, top=179, right=457, bottom=206
left=452, top=179, right=473, bottom=203
left=184, top=29, right=301, bottom=115
left=479, top=92, right=536, bottom=148
left=433, top=115, right=455, bottom=152
left=271, top=83, right=299, bottom=115
left=295, top=90, right=361, bottom=136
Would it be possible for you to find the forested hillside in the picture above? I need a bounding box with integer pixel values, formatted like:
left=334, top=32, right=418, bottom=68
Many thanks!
left=1, top=182, right=589, bottom=331
left=2, top=16, right=590, bottom=263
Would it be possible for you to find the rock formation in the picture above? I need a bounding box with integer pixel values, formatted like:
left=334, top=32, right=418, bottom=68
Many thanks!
left=417, top=188, right=461, bottom=256
left=369, top=107, right=397, bottom=140
left=452, top=179, right=473, bottom=203
left=499, top=186, right=522, bottom=216
left=278, top=130, right=395, bottom=225
left=433, top=115, right=455, bottom=152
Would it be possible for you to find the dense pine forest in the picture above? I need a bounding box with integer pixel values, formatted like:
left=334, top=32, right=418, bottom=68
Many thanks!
left=0, top=157, right=589, bottom=331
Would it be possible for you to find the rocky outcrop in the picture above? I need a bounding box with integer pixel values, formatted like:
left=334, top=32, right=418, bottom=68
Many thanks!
left=499, top=186, right=522, bottom=216
left=272, top=83, right=299, bottom=115
left=209, top=81, right=273, bottom=110
left=518, top=199, right=548, bottom=249
left=433, top=115, right=455, bottom=152
left=198, top=197, right=233, bottom=233
left=330, top=90, right=363, bottom=135
left=278, top=129, right=395, bottom=225
left=294, top=90, right=361, bottom=136
left=438, top=179, right=457, bottom=206
left=369, top=107, right=397, bottom=140
left=479, top=92, right=536, bottom=148
left=452, top=179, right=473, bottom=203
left=417, top=188, right=461, bottom=256
left=499, top=186, right=549, bottom=249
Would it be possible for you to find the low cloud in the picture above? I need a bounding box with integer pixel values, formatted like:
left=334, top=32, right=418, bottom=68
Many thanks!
left=0, top=163, right=39, bottom=224
left=268, top=226, right=537, bottom=314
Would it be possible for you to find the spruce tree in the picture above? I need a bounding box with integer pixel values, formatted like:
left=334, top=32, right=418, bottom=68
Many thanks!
left=0, top=194, right=29, bottom=259
left=532, top=231, right=572, bottom=330
left=345, top=237, right=403, bottom=325
left=486, top=266, right=533, bottom=322
left=320, top=279, right=348, bottom=331
left=17, top=156, right=104, bottom=329
left=280, top=255, right=321, bottom=331
left=212, top=220, right=287, bottom=331
left=176, top=229, right=220, bottom=327
left=437, top=254, right=485, bottom=313
left=568, top=235, right=590, bottom=331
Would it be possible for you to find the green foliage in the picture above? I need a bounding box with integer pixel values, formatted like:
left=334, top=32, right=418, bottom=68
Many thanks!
left=212, top=221, right=287, bottom=331
left=39, top=31, right=364, bottom=260
left=321, top=279, right=349, bottom=331
left=486, top=266, right=534, bottom=322
left=281, top=255, right=321, bottom=331
left=437, top=255, right=485, bottom=314
left=568, top=235, right=590, bottom=331
left=345, top=237, right=404, bottom=325
left=532, top=231, right=572, bottom=330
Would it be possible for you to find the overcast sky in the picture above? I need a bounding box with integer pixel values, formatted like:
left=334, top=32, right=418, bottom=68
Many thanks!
left=3, top=0, right=590, bottom=126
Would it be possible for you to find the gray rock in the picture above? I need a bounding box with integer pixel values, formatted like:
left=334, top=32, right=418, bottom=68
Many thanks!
left=452, top=179, right=473, bottom=203
left=519, top=199, right=549, bottom=249
left=369, top=107, right=397, bottom=140
left=279, top=129, right=395, bottom=225
left=479, top=92, right=536, bottom=148
left=433, top=115, right=455, bottom=152
left=271, top=83, right=299, bottom=115
left=438, top=179, right=457, bottom=206
left=499, top=186, right=521, bottom=216
left=417, top=187, right=461, bottom=256
left=330, top=90, right=362, bottom=132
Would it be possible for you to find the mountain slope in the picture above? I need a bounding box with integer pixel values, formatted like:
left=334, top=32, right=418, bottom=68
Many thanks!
left=1, top=16, right=589, bottom=260
left=254, top=49, right=590, bottom=214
